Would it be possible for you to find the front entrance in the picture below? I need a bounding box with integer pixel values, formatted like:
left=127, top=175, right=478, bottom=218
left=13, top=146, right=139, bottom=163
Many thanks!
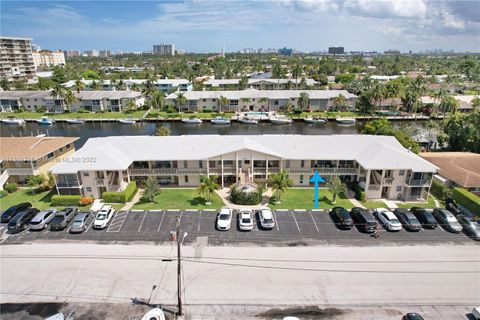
left=382, top=186, right=390, bottom=198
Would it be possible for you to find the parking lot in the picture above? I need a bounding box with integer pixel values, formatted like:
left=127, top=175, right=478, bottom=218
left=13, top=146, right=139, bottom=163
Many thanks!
left=1, top=209, right=475, bottom=246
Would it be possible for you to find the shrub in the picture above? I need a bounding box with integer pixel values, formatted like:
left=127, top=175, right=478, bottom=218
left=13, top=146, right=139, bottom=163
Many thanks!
left=451, top=188, right=480, bottom=216
left=26, top=175, right=44, bottom=187
left=149, top=111, right=159, bottom=118
left=202, top=109, right=213, bottom=113
left=14, top=107, right=24, bottom=113
left=0, top=190, right=8, bottom=198
left=36, top=106, right=46, bottom=113
left=77, top=108, right=90, bottom=113
left=79, top=196, right=94, bottom=206
left=230, top=187, right=262, bottom=205
left=350, top=182, right=365, bottom=201
left=292, top=108, right=303, bottom=115
left=430, top=179, right=452, bottom=201
left=51, top=195, right=82, bottom=206
left=4, top=183, right=18, bottom=193
left=102, top=181, right=137, bottom=203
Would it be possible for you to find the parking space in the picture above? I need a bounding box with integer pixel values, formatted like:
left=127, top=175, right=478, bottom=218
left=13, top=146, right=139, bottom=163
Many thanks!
left=1, top=209, right=475, bottom=246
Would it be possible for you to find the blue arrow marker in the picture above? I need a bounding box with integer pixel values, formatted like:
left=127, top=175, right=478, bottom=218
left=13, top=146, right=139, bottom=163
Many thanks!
left=309, top=171, right=325, bottom=209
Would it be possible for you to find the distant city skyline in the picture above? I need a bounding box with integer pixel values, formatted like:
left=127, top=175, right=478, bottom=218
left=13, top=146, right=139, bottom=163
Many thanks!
left=1, top=0, right=479, bottom=53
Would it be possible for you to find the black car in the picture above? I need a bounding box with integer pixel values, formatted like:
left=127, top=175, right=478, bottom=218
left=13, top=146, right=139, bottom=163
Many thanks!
left=410, top=207, right=438, bottom=229
left=1, top=202, right=32, bottom=223
left=350, top=207, right=377, bottom=233
left=432, top=208, right=463, bottom=233
left=7, top=208, right=39, bottom=233
left=445, top=198, right=462, bottom=216
left=50, top=206, right=78, bottom=231
left=457, top=214, right=480, bottom=241
left=330, top=207, right=354, bottom=229
left=403, top=313, right=424, bottom=320
left=394, top=208, right=422, bottom=232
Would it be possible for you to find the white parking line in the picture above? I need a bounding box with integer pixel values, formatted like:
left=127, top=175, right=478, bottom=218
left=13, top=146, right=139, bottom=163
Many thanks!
left=204, top=209, right=216, bottom=212
left=107, top=211, right=129, bottom=233
left=276, top=209, right=288, bottom=211
left=157, top=211, right=166, bottom=232
left=272, top=211, right=280, bottom=231
left=290, top=211, right=301, bottom=232
left=137, top=211, right=147, bottom=232
left=85, top=218, right=95, bottom=233
left=309, top=211, right=319, bottom=232
left=197, top=210, right=202, bottom=232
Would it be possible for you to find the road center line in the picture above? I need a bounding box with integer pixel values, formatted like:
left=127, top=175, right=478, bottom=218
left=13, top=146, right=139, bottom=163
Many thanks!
left=291, top=211, right=301, bottom=232
left=309, top=211, right=319, bottom=232
left=157, top=211, right=166, bottom=232
left=137, top=211, right=147, bottom=232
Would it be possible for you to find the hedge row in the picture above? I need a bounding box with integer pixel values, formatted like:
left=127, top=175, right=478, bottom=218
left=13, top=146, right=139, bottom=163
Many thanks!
left=51, top=195, right=82, bottom=206
left=430, top=179, right=452, bottom=201
left=102, top=181, right=137, bottom=203
left=451, top=187, right=480, bottom=216
left=230, top=187, right=262, bottom=205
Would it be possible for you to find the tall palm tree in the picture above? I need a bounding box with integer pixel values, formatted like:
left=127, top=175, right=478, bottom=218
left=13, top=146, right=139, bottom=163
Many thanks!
left=1, top=78, right=10, bottom=91
left=369, top=82, right=385, bottom=113
left=439, top=95, right=459, bottom=113
left=90, top=80, right=100, bottom=91
left=74, top=79, right=84, bottom=93
left=155, top=124, right=171, bottom=136
left=175, top=92, right=188, bottom=112
left=424, top=120, right=437, bottom=150
left=218, top=95, right=229, bottom=113
left=271, top=63, right=284, bottom=89
left=298, top=92, right=310, bottom=110
left=326, top=176, right=347, bottom=204
left=151, top=91, right=166, bottom=110
left=130, top=83, right=140, bottom=92
left=291, top=64, right=302, bottom=89
left=332, top=94, right=347, bottom=112
left=239, top=75, right=249, bottom=90
left=198, top=175, right=220, bottom=204
left=50, top=83, right=67, bottom=111
left=142, top=78, right=157, bottom=99
left=123, top=99, right=137, bottom=113
left=64, top=89, right=77, bottom=111
left=144, top=176, right=160, bottom=202
left=267, top=170, right=292, bottom=203
left=385, top=81, right=400, bottom=111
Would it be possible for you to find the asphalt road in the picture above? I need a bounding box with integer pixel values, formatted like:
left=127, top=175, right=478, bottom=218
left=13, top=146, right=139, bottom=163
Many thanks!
left=0, top=209, right=475, bottom=246
left=1, top=243, right=479, bottom=319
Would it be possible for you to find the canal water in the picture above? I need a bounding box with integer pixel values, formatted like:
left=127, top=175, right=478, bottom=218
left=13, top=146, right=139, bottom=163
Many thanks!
left=0, top=120, right=431, bottom=148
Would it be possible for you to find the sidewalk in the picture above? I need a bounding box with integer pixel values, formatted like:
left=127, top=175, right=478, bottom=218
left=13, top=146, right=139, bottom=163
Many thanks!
left=215, top=187, right=273, bottom=210
left=121, top=189, right=144, bottom=211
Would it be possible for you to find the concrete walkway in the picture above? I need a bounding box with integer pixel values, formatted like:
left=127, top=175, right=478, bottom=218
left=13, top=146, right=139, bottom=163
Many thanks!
left=121, top=189, right=144, bottom=211
left=215, top=187, right=274, bottom=209
left=383, top=199, right=398, bottom=209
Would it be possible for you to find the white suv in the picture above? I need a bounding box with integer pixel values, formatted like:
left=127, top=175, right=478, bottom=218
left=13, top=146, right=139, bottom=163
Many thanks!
left=93, top=205, right=114, bottom=229
left=239, top=209, right=254, bottom=231
left=216, top=207, right=233, bottom=231
left=258, top=208, right=275, bottom=229
left=375, top=208, right=402, bottom=231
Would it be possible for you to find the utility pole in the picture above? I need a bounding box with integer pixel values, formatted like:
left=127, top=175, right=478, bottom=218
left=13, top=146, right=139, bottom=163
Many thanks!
left=176, top=216, right=183, bottom=316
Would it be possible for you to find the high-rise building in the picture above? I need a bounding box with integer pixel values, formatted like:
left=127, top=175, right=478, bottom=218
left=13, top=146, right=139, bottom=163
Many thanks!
left=32, top=50, right=66, bottom=68
left=384, top=49, right=401, bottom=55
left=328, top=46, right=345, bottom=54
left=99, top=50, right=112, bottom=57
left=64, top=50, right=80, bottom=57
left=153, top=44, right=176, bottom=56
left=84, top=50, right=99, bottom=57
left=0, top=36, right=38, bottom=84
left=278, top=47, right=293, bottom=56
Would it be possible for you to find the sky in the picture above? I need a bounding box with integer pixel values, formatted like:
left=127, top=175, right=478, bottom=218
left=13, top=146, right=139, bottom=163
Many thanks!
left=1, top=0, right=479, bottom=53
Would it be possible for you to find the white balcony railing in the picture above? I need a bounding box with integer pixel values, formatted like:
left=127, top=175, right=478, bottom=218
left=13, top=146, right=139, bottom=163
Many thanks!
left=129, top=168, right=208, bottom=176
left=383, top=177, right=394, bottom=185
left=4, top=168, right=38, bottom=176
left=287, top=168, right=358, bottom=175
left=408, top=179, right=431, bottom=187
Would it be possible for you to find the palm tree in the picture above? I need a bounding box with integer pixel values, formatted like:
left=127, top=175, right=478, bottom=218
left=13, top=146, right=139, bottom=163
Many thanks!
left=299, top=77, right=307, bottom=89
left=142, top=78, right=157, bottom=99
left=144, top=176, right=160, bottom=202
left=151, top=91, right=166, bottom=110
left=155, top=124, right=171, bottom=136
left=1, top=78, right=10, bottom=91
left=41, top=172, right=56, bottom=190
left=198, top=175, right=220, bottom=204
left=326, top=176, right=347, bottom=204
left=241, top=97, right=251, bottom=111
left=472, top=96, right=480, bottom=110
left=332, top=94, right=347, bottom=112
left=424, top=120, right=437, bottom=150
left=74, top=79, right=84, bottom=93
left=272, top=63, right=284, bottom=89
left=130, top=83, right=140, bottom=92
left=291, top=64, right=302, bottom=89
left=239, top=75, right=248, bottom=90
left=298, top=92, right=310, bottom=111
left=64, top=89, right=77, bottom=111
left=267, top=170, right=292, bottom=203
left=385, top=81, right=400, bottom=111
left=369, top=82, right=385, bottom=113
left=90, top=80, right=100, bottom=90
left=123, top=99, right=137, bottom=113
left=259, top=97, right=269, bottom=111
left=283, top=101, right=293, bottom=113
left=439, top=95, right=459, bottom=113
left=175, top=92, right=188, bottom=112
left=218, top=95, right=229, bottom=113
left=50, top=83, right=66, bottom=111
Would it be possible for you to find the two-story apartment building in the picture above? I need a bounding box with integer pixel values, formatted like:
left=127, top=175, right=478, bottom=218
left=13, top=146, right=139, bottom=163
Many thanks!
left=165, top=88, right=357, bottom=112
left=0, top=90, right=144, bottom=113
left=62, top=79, right=193, bottom=93
left=0, top=136, right=78, bottom=189
left=202, top=78, right=319, bottom=90
left=51, top=135, right=436, bottom=202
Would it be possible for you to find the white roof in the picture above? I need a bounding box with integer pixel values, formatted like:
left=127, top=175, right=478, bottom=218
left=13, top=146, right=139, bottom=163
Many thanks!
left=62, top=79, right=191, bottom=88
left=166, top=88, right=356, bottom=101
left=203, top=78, right=318, bottom=86
left=0, top=90, right=141, bottom=100
left=51, top=135, right=437, bottom=174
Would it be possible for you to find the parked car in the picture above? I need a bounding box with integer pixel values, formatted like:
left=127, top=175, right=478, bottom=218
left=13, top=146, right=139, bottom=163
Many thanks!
left=456, top=214, right=480, bottom=241
left=445, top=198, right=462, bottom=216
left=93, top=205, right=115, bottom=229
left=350, top=207, right=377, bottom=233
left=1, top=202, right=32, bottom=223
left=410, top=207, right=438, bottom=229
left=258, top=207, right=275, bottom=229
left=330, top=207, right=353, bottom=230
left=69, top=212, right=92, bottom=234
left=216, top=207, right=233, bottom=231
left=29, top=208, right=58, bottom=231
left=50, top=207, right=78, bottom=231
left=239, top=209, right=254, bottom=231
left=403, top=313, right=424, bottom=320
left=394, top=209, right=422, bottom=232
left=472, top=306, right=480, bottom=320
left=7, top=208, right=39, bottom=233
left=433, top=208, right=463, bottom=233
left=374, top=208, right=402, bottom=231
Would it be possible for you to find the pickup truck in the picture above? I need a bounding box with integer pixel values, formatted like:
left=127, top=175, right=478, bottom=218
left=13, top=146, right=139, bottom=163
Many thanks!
left=50, top=207, right=78, bottom=231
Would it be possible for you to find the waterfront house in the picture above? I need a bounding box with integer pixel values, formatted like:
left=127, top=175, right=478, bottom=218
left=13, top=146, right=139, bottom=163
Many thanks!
left=51, top=135, right=436, bottom=202
left=202, top=78, right=319, bottom=90
left=165, top=88, right=357, bottom=112
left=0, top=90, right=144, bottom=113
left=0, top=136, right=78, bottom=189
left=62, top=79, right=193, bottom=93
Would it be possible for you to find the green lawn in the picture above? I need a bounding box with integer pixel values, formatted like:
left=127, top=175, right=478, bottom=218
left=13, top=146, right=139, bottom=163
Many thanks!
left=395, top=196, right=437, bottom=209
left=132, top=189, right=224, bottom=210
left=360, top=200, right=388, bottom=209
left=1, top=110, right=146, bottom=120
left=0, top=189, right=56, bottom=211
left=268, top=188, right=354, bottom=210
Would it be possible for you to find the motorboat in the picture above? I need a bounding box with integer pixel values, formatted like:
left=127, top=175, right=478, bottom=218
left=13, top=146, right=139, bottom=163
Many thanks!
left=335, top=117, right=356, bottom=125
left=141, top=307, right=165, bottom=320
left=118, top=117, right=136, bottom=124
left=1, top=117, right=25, bottom=125
left=210, top=116, right=231, bottom=125
left=37, top=116, right=55, bottom=125
left=65, top=118, right=85, bottom=124
left=304, top=116, right=327, bottom=124
left=182, top=117, right=202, bottom=124
left=269, top=115, right=293, bottom=124
left=238, top=117, right=258, bottom=125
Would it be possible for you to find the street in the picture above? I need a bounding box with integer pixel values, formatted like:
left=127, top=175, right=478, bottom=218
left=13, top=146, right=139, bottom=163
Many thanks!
left=1, top=243, right=479, bottom=319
